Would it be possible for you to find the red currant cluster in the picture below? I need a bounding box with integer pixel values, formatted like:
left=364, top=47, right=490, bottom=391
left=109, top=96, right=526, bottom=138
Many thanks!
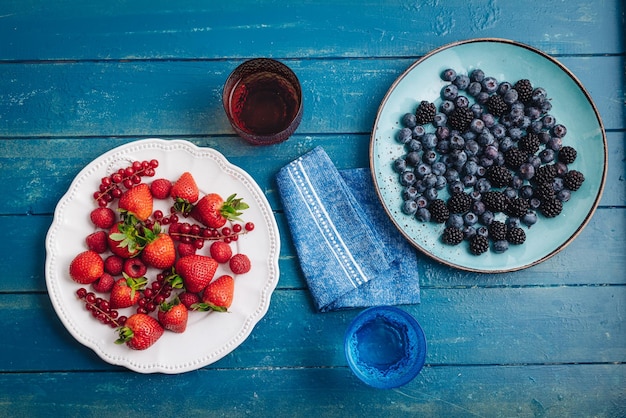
left=76, top=287, right=128, bottom=328
left=168, top=221, right=256, bottom=247
left=94, top=159, right=159, bottom=207
left=136, top=272, right=175, bottom=315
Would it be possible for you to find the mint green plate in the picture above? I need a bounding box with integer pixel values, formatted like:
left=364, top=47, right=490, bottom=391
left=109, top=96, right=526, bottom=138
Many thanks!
left=370, top=38, right=607, bottom=273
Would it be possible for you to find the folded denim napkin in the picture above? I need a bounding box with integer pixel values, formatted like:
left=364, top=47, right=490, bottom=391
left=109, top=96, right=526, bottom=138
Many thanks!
left=275, top=146, right=420, bottom=312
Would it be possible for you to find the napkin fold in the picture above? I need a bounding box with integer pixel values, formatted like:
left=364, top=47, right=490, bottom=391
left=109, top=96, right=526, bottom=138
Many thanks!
left=275, top=146, right=420, bottom=312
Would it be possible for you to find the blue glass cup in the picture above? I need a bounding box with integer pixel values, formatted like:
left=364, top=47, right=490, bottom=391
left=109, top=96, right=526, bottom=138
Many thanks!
left=344, top=306, right=427, bottom=389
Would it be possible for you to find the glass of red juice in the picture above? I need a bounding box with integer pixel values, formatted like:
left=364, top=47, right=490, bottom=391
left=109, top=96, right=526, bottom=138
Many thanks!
left=223, top=58, right=303, bottom=145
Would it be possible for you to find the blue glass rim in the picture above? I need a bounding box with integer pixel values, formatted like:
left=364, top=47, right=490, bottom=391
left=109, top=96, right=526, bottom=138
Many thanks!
left=344, top=306, right=427, bottom=389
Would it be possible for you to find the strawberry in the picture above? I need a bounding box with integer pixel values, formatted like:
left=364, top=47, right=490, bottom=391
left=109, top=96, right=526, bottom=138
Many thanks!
left=86, top=230, right=108, bottom=254
left=171, top=172, right=199, bottom=214
left=139, top=223, right=176, bottom=269
left=178, top=291, right=201, bottom=310
left=157, top=299, right=188, bottom=333
left=90, top=207, right=116, bottom=229
left=110, top=276, right=147, bottom=309
left=115, top=313, right=164, bottom=350
left=150, top=178, right=172, bottom=200
left=118, top=183, right=153, bottom=222
left=192, top=193, right=249, bottom=229
left=175, top=254, right=218, bottom=293
left=92, top=272, right=115, bottom=293
left=229, top=253, right=251, bottom=275
left=197, top=275, right=235, bottom=312
left=108, top=222, right=142, bottom=258
left=209, top=241, right=232, bottom=263
left=69, top=250, right=104, bottom=284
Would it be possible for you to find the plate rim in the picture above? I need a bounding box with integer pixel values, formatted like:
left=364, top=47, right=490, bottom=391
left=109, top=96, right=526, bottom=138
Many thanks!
left=44, top=138, right=281, bottom=373
left=369, top=37, right=608, bottom=273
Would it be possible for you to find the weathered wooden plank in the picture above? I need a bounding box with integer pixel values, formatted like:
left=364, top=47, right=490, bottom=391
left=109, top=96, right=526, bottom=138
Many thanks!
left=0, top=130, right=622, bottom=216
left=2, top=285, right=624, bottom=372
left=0, top=56, right=623, bottom=138
left=0, top=0, right=623, bottom=61
left=0, top=364, right=623, bottom=417
left=2, top=205, right=625, bottom=294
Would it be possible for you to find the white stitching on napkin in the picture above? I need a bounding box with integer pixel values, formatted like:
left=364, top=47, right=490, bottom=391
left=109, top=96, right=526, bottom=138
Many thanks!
left=286, top=160, right=369, bottom=288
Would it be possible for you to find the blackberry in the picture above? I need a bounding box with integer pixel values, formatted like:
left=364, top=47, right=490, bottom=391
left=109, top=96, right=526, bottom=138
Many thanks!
left=519, top=133, right=541, bottom=154
left=514, top=79, right=533, bottom=103
left=486, top=165, right=513, bottom=188
left=506, top=197, right=530, bottom=218
left=486, top=94, right=509, bottom=117
left=533, top=164, right=557, bottom=185
left=482, top=191, right=509, bottom=213
left=447, top=192, right=472, bottom=214
left=507, top=227, right=526, bottom=245
left=558, top=146, right=577, bottom=164
left=441, top=226, right=464, bottom=245
left=415, top=101, right=437, bottom=125
left=447, top=107, right=474, bottom=131
left=429, top=199, right=450, bottom=223
left=540, top=198, right=563, bottom=218
left=469, top=235, right=489, bottom=255
left=504, top=148, right=530, bottom=170
left=488, top=220, right=508, bottom=241
left=533, top=181, right=555, bottom=201
left=563, top=170, right=585, bottom=191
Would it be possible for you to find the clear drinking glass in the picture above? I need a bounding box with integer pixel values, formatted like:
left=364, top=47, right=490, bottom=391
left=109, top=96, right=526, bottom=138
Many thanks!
left=344, top=306, right=427, bottom=389
left=222, top=58, right=303, bottom=145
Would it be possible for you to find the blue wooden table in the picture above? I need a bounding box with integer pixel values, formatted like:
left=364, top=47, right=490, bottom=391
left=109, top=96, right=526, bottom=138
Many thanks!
left=1, top=1, right=624, bottom=416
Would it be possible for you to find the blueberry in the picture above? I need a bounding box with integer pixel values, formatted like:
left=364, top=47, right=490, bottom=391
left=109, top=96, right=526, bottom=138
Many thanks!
left=529, top=198, right=541, bottom=209
left=508, top=127, right=523, bottom=141
left=402, top=113, right=417, bottom=128
left=435, top=175, right=447, bottom=190
left=432, top=161, right=447, bottom=176
left=479, top=156, right=494, bottom=168
left=422, top=150, right=438, bottom=165
left=467, top=81, right=482, bottom=97
left=470, top=68, right=485, bottom=82
left=447, top=213, right=464, bottom=228
left=400, top=171, right=416, bottom=186
left=424, top=187, right=438, bottom=201
left=393, top=158, right=408, bottom=173
left=415, top=163, right=432, bottom=178
left=542, top=114, right=556, bottom=129
left=402, top=200, right=418, bottom=215
left=476, top=165, right=486, bottom=177
left=442, top=84, right=459, bottom=100
left=462, top=130, right=477, bottom=142
left=538, top=131, right=551, bottom=144
left=464, top=139, right=480, bottom=156
left=463, top=160, right=479, bottom=176
left=520, top=185, right=534, bottom=199
left=483, top=145, right=499, bottom=160
left=470, top=118, right=485, bottom=133
left=527, top=155, right=542, bottom=168
left=493, top=240, right=509, bottom=253
left=453, top=74, right=470, bottom=90
left=474, top=177, right=492, bottom=193
left=531, top=87, right=547, bottom=104
left=407, top=139, right=422, bottom=152
left=497, top=81, right=512, bottom=95
left=462, top=174, right=477, bottom=187
left=455, top=95, right=470, bottom=109
left=476, top=226, right=489, bottom=237
left=421, top=133, right=438, bottom=149
left=504, top=187, right=518, bottom=200
left=476, top=92, right=490, bottom=105
left=449, top=180, right=464, bottom=195
left=525, top=106, right=542, bottom=121
left=440, top=100, right=455, bottom=115
left=554, top=161, right=568, bottom=176
left=471, top=200, right=486, bottom=215
left=541, top=100, right=552, bottom=113
left=506, top=217, right=521, bottom=228
left=547, top=137, right=563, bottom=151
left=539, top=148, right=555, bottom=163
left=480, top=211, right=495, bottom=226
left=463, top=212, right=478, bottom=226
left=423, top=173, right=437, bottom=188
left=445, top=168, right=460, bottom=182
left=414, top=180, right=426, bottom=193
left=450, top=134, right=465, bottom=150
left=519, top=163, right=535, bottom=180
left=470, top=103, right=483, bottom=118
left=412, top=125, right=426, bottom=138
left=436, top=140, right=450, bottom=154
left=552, top=124, right=567, bottom=138
left=522, top=211, right=538, bottom=227
left=478, top=131, right=495, bottom=146
left=397, top=128, right=413, bottom=144
left=552, top=177, right=564, bottom=192
left=520, top=116, right=531, bottom=129
left=481, top=113, right=496, bottom=128
left=450, top=150, right=468, bottom=167
left=528, top=120, right=543, bottom=134
left=511, top=175, right=524, bottom=189
left=463, top=226, right=477, bottom=240
left=406, top=151, right=421, bottom=166
left=415, top=208, right=431, bottom=222
left=442, top=68, right=457, bottom=82
left=433, top=113, right=448, bottom=128
left=503, top=89, right=519, bottom=105
left=416, top=195, right=429, bottom=208
left=402, top=186, right=418, bottom=201
left=490, top=124, right=507, bottom=139
left=481, top=76, right=499, bottom=93
left=499, top=137, right=514, bottom=152
left=435, top=125, right=450, bottom=140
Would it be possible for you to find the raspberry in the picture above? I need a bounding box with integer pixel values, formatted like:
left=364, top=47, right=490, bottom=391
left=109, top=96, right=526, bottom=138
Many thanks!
left=104, top=255, right=124, bottom=275
left=90, top=207, right=116, bottom=229
left=209, top=241, right=233, bottom=264
left=150, top=178, right=172, bottom=199
left=178, top=291, right=201, bottom=309
left=86, top=231, right=108, bottom=254
left=93, top=273, right=115, bottom=293
left=229, top=253, right=251, bottom=275
left=442, top=227, right=464, bottom=245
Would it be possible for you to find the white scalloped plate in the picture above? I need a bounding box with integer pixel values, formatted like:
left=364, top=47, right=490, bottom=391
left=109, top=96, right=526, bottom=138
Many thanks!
left=45, top=138, right=280, bottom=373
left=370, top=38, right=607, bottom=272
